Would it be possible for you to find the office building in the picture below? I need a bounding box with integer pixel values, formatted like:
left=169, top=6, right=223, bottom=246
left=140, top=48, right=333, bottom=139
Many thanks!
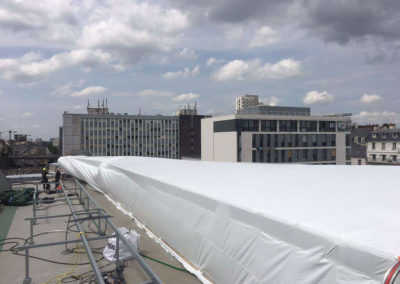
left=235, top=95, right=260, bottom=113
left=178, top=104, right=210, bottom=159
left=367, top=129, right=400, bottom=164
left=201, top=106, right=352, bottom=164
left=62, top=102, right=179, bottom=158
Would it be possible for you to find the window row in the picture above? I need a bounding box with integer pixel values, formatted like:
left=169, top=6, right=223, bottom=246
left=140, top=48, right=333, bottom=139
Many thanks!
left=252, top=148, right=337, bottom=163
left=370, top=154, right=398, bottom=162
left=252, top=134, right=337, bottom=148
left=215, top=119, right=351, bottom=132
left=370, top=142, right=398, bottom=150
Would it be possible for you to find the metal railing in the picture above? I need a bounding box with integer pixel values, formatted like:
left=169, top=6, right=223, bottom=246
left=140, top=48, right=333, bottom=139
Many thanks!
left=18, top=178, right=161, bottom=284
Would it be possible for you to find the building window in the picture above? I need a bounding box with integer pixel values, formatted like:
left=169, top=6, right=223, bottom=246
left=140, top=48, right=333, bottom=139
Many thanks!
left=393, top=155, right=397, bottom=162
left=319, top=121, right=336, bottom=132
left=299, top=121, right=317, bottom=132
left=240, top=120, right=259, bottom=132
left=279, top=120, right=298, bottom=132
left=372, top=154, right=376, bottom=161
left=382, top=143, right=386, bottom=150
left=393, top=143, right=396, bottom=150
left=354, top=137, right=359, bottom=144
left=360, top=137, right=365, bottom=143
left=382, top=133, right=387, bottom=138
left=260, top=120, right=277, bottom=131
left=358, top=159, right=362, bottom=165
left=393, top=133, right=398, bottom=138
left=372, top=142, right=375, bottom=149
left=372, top=133, right=377, bottom=138
left=346, top=134, right=351, bottom=146
left=382, top=155, right=386, bottom=161
left=312, top=134, right=317, bottom=146
left=337, top=121, right=351, bottom=131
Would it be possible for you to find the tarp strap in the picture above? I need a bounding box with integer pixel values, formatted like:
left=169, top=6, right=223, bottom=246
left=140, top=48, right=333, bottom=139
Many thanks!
left=384, top=260, right=400, bottom=284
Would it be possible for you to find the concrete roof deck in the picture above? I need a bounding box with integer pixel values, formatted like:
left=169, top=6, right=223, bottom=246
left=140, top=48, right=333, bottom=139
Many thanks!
left=0, top=180, right=201, bottom=284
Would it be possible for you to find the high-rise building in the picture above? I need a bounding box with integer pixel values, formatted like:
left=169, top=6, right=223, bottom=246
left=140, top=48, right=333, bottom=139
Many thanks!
left=235, top=95, right=260, bottom=113
left=62, top=102, right=179, bottom=158
left=201, top=106, right=352, bottom=165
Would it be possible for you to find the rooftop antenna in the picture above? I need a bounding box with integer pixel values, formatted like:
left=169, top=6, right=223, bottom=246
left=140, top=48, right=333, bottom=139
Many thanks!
left=87, top=99, right=89, bottom=107
left=187, top=103, right=190, bottom=110
left=106, top=98, right=108, bottom=107
left=102, top=99, right=104, bottom=107
left=98, top=100, right=100, bottom=108
left=194, top=101, right=197, bottom=110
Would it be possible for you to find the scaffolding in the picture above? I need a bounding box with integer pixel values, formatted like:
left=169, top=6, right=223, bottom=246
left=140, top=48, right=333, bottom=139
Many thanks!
left=18, top=179, right=161, bottom=284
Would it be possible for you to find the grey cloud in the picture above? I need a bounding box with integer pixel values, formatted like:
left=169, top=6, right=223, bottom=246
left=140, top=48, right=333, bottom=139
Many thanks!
left=209, top=0, right=292, bottom=23
left=303, top=0, right=400, bottom=44
left=170, top=0, right=400, bottom=45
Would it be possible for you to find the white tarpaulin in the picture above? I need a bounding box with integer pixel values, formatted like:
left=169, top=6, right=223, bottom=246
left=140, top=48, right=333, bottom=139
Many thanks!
left=58, top=156, right=400, bottom=283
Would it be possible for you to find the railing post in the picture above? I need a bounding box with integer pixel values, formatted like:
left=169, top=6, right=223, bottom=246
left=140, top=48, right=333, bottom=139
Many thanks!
left=116, top=235, right=120, bottom=265
left=29, top=220, right=34, bottom=245
left=33, top=184, right=37, bottom=225
left=23, top=248, right=31, bottom=284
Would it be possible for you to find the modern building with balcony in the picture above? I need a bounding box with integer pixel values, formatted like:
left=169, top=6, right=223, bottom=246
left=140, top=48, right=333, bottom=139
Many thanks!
left=367, top=129, right=400, bottom=165
left=201, top=106, right=352, bottom=164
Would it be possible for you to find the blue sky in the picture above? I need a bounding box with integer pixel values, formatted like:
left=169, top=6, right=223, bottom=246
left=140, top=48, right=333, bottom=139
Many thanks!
left=0, top=0, right=399, bottom=139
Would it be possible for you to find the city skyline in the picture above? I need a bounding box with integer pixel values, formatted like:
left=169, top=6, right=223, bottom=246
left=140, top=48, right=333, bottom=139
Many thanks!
left=0, top=0, right=399, bottom=139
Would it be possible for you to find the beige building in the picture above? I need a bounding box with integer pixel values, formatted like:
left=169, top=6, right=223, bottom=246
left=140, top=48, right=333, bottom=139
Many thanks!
left=367, top=129, right=400, bottom=164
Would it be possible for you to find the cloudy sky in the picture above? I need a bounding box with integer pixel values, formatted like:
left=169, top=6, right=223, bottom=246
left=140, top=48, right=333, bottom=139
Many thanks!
left=0, top=0, right=399, bottom=139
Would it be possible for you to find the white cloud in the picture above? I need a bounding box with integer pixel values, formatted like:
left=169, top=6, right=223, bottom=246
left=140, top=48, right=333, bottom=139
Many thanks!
left=206, top=57, right=225, bottom=67
left=0, top=1, right=189, bottom=71
left=70, top=86, right=106, bottom=97
left=303, top=90, right=334, bottom=105
left=213, top=58, right=301, bottom=81
left=73, top=105, right=85, bottom=110
left=162, top=65, right=200, bottom=79
left=0, top=50, right=118, bottom=82
left=0, top=117, right=4, bottom=122
left=260, top=97, right=280, bottom=106
left=353, top=111, right=400, bottom=125
left=49, top=80, right=86, bottom=97
left=176, top=48, right=197, bottom=60
left=21, top=112, right=35, bottom=118
left=138, top=89, right=174, bottom=97
left=249, top=26, right=279, bottom=47
left=173, top=93, right=199, bottom=102
left=79, top=1, right=188, bottom=64
left=360, top=93, right=382, bottom=104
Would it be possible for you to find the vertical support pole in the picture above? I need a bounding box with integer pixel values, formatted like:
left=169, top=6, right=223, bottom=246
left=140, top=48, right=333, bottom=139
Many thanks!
left=33, top=184, right=37, bottom=225
left=29, top=220, right=34, bottom=245
left=98, top=212, right=102, bottom=235
left=115, top=235, right=120, bottom=266
left=23, top=248, right=31, bottom=284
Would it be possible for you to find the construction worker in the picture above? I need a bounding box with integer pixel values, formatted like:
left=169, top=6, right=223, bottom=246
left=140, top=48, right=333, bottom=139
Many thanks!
left=41, top=167, right=49, bottom=190
left=54, top=168, right=61, bottom=189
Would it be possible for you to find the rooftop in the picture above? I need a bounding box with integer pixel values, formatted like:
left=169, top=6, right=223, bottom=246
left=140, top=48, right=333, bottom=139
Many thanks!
left=0, top=177, right=201, bottom=284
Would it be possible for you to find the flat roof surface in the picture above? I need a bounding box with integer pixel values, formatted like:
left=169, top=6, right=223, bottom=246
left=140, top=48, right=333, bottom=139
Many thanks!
left=0, top=180, right=201, bottom=284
